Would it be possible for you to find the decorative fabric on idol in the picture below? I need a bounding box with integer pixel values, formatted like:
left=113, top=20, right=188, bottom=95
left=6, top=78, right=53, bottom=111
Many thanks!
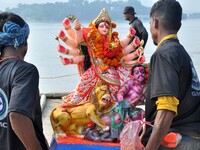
left=62, top=66, right=131, bottom=107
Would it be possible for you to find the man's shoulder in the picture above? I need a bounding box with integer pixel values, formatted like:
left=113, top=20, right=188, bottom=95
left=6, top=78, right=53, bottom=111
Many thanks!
left=154, top=39, right=187, bottom=63
left=15, top=60, right=36, bottom=68
left=159, top=39, right=183, bottom=53
left=12, top=60, right=38, bottom=75
left=132, top=17, right=140, bottom=22
left=130, top=17, right=143, bottom=26
left=1, top=59, right=35, bottom=71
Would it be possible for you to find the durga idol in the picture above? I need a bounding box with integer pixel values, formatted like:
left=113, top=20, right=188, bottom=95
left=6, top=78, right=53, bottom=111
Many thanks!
left=57, top=8, right=145, bottom=106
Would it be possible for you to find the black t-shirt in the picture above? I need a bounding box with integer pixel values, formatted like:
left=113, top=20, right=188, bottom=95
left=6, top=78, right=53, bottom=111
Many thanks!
left=0, top=58, right=48, bottom=150
left=142, top=39, right=200, bottom=145
left=129, top=17, right=148, bottom=48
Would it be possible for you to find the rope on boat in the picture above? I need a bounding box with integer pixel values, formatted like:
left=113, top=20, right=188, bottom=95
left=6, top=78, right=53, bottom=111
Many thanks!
left=40, top=73, right=79, bottom=79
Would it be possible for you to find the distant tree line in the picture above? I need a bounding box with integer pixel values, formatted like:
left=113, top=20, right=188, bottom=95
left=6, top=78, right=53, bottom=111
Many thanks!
left=2, top=0, right=191, bottom=22
left=188, top=13, right=200, bottom=19
left=4, top=0, right=150, bottom=22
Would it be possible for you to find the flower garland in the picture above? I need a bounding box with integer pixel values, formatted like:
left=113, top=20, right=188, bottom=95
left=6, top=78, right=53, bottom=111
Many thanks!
left=86, top=22, right=123, bottom=67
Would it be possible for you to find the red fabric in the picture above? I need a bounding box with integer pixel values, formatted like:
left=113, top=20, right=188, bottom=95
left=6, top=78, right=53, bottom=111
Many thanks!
left=56, top=135, right=120, bottom=146
left=103, top=38, right=120, bottom=58
left=82, top=28, right=91, bottom=40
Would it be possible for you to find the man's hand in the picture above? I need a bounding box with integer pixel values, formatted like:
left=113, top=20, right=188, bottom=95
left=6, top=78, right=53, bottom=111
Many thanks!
left=145, top=110, right=175, bottom=150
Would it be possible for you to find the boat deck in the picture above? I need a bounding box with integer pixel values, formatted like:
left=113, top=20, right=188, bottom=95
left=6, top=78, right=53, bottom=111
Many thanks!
left=42, top=97, right=63, bottom=145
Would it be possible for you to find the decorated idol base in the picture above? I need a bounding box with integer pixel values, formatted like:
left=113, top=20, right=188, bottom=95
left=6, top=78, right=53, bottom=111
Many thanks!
left=50, top=107, right=145, bottom=150
left=50, top=136, right=120, bottom=150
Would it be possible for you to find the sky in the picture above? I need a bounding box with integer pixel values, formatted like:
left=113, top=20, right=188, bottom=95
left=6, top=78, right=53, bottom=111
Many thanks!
left=0, top=0, right=200, bottom=13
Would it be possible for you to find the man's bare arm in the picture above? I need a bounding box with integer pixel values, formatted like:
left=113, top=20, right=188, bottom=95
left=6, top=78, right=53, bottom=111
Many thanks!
left=9, top=112, right=42, bottom=150
left=145, top=110, right=175, bottom=150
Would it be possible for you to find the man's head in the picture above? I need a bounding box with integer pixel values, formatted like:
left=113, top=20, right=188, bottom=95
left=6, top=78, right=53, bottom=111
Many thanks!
left=123, top=6, right=136, bottom=21
left=150, top=0, right=182, bottom=45
left=0, top=12, right=30, bottom=59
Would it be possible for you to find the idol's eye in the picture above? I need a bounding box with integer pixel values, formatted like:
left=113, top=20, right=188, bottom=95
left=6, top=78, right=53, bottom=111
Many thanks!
left=98, top=25, right=109, bottom=29
left=140, top=69, right=145, bottom=74
left=134, top=70, right=139, bottom=75
left=99, top=25, right=104, bottom=28
left=139, top=68, right=145, bottom=74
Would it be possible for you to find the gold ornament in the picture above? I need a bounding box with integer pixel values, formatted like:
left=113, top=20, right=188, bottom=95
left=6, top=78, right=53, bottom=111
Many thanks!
left=93, top=8, right=111, bottom=26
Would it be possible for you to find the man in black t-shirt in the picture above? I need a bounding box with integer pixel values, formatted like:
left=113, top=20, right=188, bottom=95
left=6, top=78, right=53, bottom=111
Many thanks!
left=0, top=12, right=49, bottom=150
left=123, top=6, right=148, bottom=48
left=142, top=0, right=200, bottom=150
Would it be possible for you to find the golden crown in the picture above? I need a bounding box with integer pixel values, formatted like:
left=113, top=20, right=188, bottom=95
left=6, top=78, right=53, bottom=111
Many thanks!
left=93, top=8, right=111, bottom=26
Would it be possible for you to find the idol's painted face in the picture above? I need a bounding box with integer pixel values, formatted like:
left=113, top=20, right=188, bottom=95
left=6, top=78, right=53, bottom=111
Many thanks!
left=98, top=22, right=109, bottom=36
left=133, top=66, right=145, bottom=83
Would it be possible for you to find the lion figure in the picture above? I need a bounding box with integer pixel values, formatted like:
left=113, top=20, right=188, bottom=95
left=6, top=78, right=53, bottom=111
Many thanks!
left=50, top=81, right=115, bottom=137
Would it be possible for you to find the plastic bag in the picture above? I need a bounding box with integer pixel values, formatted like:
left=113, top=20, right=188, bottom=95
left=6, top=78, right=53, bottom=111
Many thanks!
left=120, top=120, right=144, bottom=150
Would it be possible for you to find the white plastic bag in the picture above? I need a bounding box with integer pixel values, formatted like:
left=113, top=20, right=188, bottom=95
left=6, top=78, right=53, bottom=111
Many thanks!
left=120, top=120, right=144, bottom=150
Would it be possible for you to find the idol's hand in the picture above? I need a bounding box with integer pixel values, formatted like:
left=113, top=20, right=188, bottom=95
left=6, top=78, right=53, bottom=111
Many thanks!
left=127, top=27, right=136, bottom=38
left=129, top=27, right=136, bottom=36
left=57, top=30, right=77, bottom=48
left=57, top=44, right=67, bottom=54
left=59, top=56, right=72, bottom=65
left=62, top=18, right=71, bottom=29
left=74, top=19, right=81, bottom=30
left=57, top=30, right=66, bottom=40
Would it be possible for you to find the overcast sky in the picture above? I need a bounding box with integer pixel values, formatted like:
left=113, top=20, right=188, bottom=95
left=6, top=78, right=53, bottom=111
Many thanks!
left=0, top=0, right=200, bottom=13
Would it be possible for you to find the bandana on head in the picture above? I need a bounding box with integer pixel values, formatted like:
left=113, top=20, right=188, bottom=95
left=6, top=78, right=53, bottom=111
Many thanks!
left=0, top=21, right=30, bottom=49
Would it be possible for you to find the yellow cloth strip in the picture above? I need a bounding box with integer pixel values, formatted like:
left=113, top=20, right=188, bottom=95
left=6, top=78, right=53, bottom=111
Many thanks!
left=157, top=34, right=178, bottom=48
left=156, top=96, right=179, bottom=116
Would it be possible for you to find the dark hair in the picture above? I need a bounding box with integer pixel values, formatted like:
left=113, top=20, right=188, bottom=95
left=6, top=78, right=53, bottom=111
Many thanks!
left=131, top=64, right=145, bottom=75
left=95, top=20, right=110, bottom=29
left=123, top=6, right=136, bottom=15
left=0, top=12, right=25, bottom=32
left=150, top=0, right=182, bottom=31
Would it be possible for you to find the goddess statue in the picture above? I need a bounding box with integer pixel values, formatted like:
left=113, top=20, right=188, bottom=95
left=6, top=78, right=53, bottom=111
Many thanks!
left=50, top=8, right=147, bottom=139
left=57, top=8, right=145, bottom=106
